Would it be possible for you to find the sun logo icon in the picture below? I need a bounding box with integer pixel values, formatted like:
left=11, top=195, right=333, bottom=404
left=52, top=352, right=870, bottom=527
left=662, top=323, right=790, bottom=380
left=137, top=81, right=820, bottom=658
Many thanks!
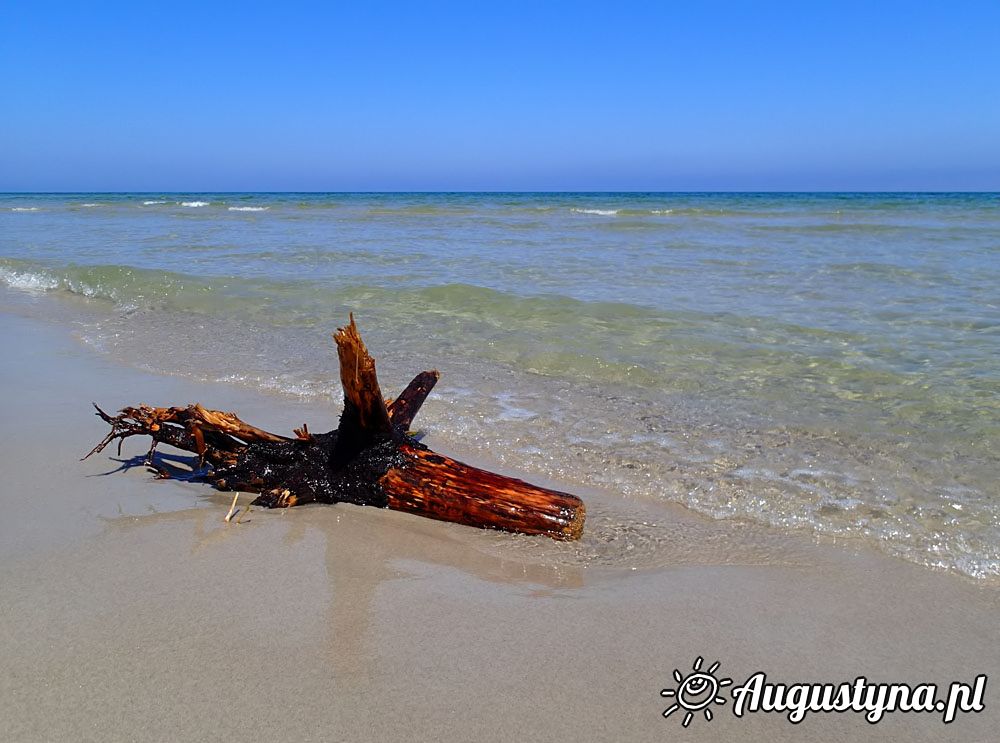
left=660, top=656, right=732, bottom=727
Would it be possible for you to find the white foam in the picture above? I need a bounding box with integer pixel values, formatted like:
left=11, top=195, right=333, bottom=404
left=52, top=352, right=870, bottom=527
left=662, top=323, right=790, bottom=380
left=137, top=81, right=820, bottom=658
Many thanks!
left=213, top=373, right=326, bottom=398
left=571, top=208, right=618, bottom=216
left=142, top=200, right=167, bottom=205
left=0, top=267, right=58, bottom=293
left=10, top=207, right=39, bottom=212
left=81, top=203, right=102, bottom=207
left=228, top=206, right=269, bottom=212
left=494, top=392, right=538, bottom=421
left=650, top=209, right=673, bottom=215
left=180, top=201, right=210, bottom=207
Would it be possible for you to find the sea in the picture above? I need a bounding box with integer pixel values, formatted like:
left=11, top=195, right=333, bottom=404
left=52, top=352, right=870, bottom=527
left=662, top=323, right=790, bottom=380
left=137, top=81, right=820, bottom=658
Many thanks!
left=1, top=192, right=997, bottom=579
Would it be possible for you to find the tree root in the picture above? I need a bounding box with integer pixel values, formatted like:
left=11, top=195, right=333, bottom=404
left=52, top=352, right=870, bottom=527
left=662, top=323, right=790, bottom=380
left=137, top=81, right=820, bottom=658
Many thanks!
left=86, top=315, right=586, bottom=540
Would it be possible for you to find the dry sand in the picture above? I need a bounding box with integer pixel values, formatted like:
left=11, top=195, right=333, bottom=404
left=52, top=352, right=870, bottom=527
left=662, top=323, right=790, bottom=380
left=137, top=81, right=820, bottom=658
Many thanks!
left=1, top=311, right=998, bottom=742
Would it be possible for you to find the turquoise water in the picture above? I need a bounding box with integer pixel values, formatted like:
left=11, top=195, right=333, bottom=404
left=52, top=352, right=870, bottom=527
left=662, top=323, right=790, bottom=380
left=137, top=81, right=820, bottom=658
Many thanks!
left=2, top=193, right=998, bottom=577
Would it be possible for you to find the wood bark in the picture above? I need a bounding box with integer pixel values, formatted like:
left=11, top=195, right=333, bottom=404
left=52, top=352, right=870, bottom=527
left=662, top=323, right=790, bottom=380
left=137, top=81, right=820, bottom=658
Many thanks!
left=86, top=315, right=586, bottom=540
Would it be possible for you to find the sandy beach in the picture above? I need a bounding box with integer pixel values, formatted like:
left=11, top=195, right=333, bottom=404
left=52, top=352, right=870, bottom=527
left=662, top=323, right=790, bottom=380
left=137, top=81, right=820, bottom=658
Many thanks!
left=0, top=310, right=997, bottom=742
left=4, top=0, right=998, bottom=738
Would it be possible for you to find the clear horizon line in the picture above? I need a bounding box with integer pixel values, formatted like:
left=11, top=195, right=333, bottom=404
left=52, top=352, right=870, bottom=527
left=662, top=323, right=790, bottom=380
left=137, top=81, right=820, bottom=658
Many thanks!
left=3, top=189, right=999, bottom=195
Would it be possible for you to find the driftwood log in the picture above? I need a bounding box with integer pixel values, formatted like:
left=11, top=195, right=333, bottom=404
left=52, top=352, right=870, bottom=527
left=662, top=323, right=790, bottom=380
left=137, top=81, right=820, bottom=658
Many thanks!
left=86, top=315, right=586, bottom=540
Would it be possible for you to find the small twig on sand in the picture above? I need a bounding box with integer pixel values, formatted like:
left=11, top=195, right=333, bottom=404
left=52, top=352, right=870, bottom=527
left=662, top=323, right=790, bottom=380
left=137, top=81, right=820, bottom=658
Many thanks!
left=224, top=493, right=240, bottom=523
left=236, top=505, right=251, bottom=524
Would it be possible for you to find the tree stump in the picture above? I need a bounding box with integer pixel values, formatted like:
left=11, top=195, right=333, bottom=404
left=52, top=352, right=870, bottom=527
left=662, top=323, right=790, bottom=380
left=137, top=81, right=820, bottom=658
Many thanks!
left=86, top=315, right=586, bottom=540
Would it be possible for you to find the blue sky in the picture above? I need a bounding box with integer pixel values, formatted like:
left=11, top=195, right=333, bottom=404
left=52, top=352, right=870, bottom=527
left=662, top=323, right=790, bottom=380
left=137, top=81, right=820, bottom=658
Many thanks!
left=2, top=1, right=998, bottom=191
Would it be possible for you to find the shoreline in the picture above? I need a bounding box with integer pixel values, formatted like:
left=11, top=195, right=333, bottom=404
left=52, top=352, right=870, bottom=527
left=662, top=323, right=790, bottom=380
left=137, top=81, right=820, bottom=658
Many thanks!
left=2, top=310, right=999, bottom=741
left=4, top=283, right=996, bottom=583
left=4, top=190, right=1000, bottom=582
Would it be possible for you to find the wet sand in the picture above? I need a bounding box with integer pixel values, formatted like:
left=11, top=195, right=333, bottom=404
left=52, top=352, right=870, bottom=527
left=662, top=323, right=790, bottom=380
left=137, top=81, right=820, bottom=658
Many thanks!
left=1, top=312, right=997, bottom=742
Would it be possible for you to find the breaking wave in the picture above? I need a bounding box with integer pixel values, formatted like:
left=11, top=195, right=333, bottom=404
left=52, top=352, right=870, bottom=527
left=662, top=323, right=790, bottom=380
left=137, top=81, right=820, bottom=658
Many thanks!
left=571, top=208, right=618, bottom=216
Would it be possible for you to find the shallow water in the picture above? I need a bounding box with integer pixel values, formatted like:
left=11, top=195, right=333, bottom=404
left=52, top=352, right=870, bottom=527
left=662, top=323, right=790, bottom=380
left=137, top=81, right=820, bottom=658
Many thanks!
left=2, top=192, right=998, bottom=578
